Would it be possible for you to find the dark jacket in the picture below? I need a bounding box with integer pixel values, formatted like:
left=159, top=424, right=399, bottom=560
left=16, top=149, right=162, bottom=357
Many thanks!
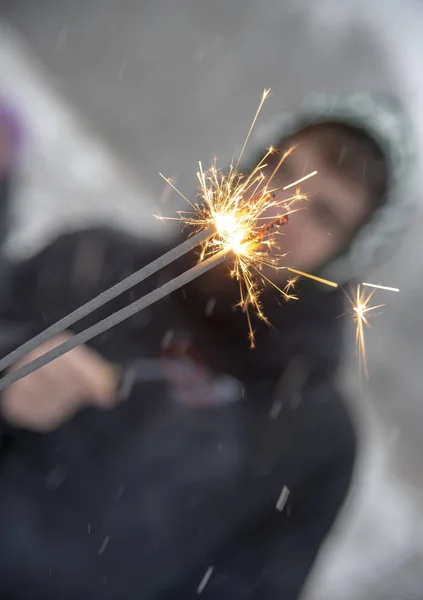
left=0, top=227, right=355, bottom=600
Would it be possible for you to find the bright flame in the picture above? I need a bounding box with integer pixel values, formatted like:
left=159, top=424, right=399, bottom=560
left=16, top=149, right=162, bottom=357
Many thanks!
left=158, top=90, right=314, bottom=346
left=171, top=156, right=310, bottom=347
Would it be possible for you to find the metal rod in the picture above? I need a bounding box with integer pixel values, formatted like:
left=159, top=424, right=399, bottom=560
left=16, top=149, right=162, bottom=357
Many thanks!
left=0, top=249, right=227, bottom=392
left=0, top=226, right=214, bottom=373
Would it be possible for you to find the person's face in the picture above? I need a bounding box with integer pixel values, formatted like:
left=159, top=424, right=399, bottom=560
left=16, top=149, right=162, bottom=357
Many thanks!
left=266, top=136, right=374, bottom=280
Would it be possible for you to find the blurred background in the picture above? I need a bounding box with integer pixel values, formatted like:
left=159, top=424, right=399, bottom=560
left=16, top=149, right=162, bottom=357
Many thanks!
left=0, top=1, right=423, bottom=598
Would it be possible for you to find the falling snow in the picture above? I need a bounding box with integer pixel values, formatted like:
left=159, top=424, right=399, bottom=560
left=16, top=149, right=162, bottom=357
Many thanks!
left=197, top=566, right=214, bottom=594
left=205, top=297, right=216, bottom=316
left=269, top=399, right=283, bottom=420
left=98, top=536, right=111, bottom=556
left=115, top=485, right=126, bottom=500
left=161, top=329, right=175, bottom=349
left=118, top=369, right=136, bottom=402
left=276, top=486, right=290, bottom=512
left=118, top=59, right=127, bottom=81
left=45, top=467, right=67, bottom=490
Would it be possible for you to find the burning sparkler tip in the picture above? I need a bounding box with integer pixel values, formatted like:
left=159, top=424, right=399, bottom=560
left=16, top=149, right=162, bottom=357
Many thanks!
left=159, top=90, right=324, bottom=347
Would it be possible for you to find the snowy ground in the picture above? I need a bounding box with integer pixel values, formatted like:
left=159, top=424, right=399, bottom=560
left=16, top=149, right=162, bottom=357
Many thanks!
left=1, top=1, right=423, bottom=598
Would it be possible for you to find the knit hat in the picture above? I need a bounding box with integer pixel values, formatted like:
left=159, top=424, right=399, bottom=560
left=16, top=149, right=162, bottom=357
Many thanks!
left=240, top=90, right=416, bottom=283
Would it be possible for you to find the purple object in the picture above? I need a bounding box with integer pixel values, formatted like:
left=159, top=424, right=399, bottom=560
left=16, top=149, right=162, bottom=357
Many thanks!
left=0, top=98, right=24, bottom=171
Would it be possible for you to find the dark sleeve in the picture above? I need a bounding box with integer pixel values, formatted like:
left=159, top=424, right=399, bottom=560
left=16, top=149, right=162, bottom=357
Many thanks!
left=0, top=227, right=165, bottom=445
left=0, top=226, right=165, bottom=326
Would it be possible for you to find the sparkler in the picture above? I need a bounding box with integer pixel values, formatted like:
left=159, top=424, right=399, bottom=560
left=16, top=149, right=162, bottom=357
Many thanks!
left=0, top=250, right=229, bottom=392
left=0, top=88, right=399, bottom=389
left=0, top=226, right=215, bottom=373
left=158, top=89, right=312, bottom=347
left=0, top=89, right=312, bottom=388
left=159, top=160, right=307, bottom=347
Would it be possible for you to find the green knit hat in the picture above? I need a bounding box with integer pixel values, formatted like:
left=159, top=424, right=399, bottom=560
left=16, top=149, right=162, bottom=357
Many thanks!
left=240, top=90, right=417, bottom=283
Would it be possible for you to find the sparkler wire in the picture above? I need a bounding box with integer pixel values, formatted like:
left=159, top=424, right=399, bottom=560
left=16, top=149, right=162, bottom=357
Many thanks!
left=0, top=249, right=227, bottom=392
left=0, top=226, right=214, bottom=375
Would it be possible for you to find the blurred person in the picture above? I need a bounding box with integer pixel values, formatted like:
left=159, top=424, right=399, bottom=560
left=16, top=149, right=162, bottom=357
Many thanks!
left=0, top=91, right=415, bottom=599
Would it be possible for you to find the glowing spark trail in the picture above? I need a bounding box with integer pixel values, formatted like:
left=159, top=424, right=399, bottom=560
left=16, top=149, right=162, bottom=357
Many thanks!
left=284, top=271, right=398, bottom=378
left=235, top=88, right=271, bottom=170
left=347, top=284, right=385, bottom=379
left=283, top=170, right=318, bottom=190
left=286, top=268, right=339, bottom=289
left=282, top=275, right=300, bottom=301
left=362, top=282, right=400, bottom=293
